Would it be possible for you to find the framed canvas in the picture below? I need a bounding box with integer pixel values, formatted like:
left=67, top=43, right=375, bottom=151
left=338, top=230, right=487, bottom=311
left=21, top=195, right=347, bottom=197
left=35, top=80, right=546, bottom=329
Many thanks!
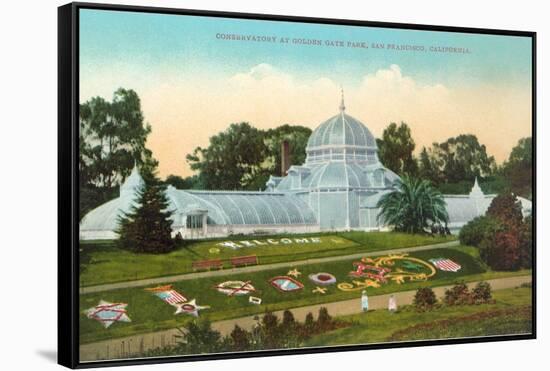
left=58, top=2, right=536, bottom=368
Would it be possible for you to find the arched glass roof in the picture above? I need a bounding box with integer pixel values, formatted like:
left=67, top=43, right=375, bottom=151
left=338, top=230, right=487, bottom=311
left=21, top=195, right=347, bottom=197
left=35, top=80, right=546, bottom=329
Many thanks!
left=306, top=112, right=377, bottom=150
left=80, top=188, right=318, bottom=233
left=182, top=190, right=317, bottom=225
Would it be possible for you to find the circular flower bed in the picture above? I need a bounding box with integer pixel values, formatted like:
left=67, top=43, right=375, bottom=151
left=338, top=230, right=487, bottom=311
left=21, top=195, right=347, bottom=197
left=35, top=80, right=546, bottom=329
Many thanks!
left=309, top=272, right=337, bottom=286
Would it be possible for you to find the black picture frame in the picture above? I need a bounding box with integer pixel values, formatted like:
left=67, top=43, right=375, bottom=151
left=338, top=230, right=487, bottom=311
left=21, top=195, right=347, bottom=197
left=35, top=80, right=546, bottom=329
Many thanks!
left=58, top=2, right=537, bottom=368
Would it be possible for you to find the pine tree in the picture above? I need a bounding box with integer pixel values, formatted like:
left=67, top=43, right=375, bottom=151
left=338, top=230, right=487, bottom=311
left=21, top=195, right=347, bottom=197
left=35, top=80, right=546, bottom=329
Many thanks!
left=116, top=168, right=175, bottom=253
left=230, top=325, right=250, bottom=351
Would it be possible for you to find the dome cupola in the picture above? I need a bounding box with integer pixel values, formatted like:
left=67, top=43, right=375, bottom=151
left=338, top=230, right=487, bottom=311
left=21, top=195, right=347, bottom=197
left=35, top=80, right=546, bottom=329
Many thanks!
left=305, top=90, right=378, bottom=165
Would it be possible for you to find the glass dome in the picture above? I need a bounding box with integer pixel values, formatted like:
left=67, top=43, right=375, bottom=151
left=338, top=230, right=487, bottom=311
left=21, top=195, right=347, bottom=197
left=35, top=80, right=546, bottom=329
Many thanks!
left=305, top=95, right=378, bottom=165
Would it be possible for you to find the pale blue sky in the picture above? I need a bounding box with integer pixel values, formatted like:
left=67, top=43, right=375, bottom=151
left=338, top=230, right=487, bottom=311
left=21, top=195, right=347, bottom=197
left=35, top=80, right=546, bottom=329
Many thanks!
left=79, top=8, right=533, bottom=177
left=80, top=9, right=532, bottom=89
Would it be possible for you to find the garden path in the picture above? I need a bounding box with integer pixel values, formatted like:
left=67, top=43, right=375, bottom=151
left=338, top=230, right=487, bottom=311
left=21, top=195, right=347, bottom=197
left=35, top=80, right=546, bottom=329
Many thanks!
left=79, top=274, right=531, bottom=362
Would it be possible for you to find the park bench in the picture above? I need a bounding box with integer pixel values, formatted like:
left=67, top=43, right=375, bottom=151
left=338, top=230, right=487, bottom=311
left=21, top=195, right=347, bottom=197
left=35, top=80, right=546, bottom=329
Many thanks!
left=192, top=259, right=223, bottom=271
left=230, top=255, right=258, bottom=268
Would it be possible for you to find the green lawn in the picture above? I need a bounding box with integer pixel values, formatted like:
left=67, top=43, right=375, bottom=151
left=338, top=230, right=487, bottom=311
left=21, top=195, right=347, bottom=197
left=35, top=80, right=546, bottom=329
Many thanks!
left=304, top=287, right=533, bottom=347
left=80, top=232, right=454, bottom=286
left=79, top=246, right=520, bottom=344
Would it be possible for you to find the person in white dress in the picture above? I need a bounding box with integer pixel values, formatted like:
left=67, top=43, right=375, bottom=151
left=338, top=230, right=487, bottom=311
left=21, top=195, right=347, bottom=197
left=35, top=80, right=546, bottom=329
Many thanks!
left=388, top=294, right=397, bottom=313
left=361, top=290, right=369, bottom=312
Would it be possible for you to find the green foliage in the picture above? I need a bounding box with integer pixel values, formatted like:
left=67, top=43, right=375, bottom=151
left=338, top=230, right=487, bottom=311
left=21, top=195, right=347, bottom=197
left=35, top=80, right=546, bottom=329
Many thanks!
left=79, top=88, right=157, bottom=219
left=413, top=287, right=437, bottom=310
left=487, top=193, right=524, bottom=227
left=480, top=229, right=522, bottom=271
left=460, top=193, right=531, bottom=272
left=317, top=307, right=332, bottom=331
left=304, top=312, right=315, bottom=332
left=116, top=168, right=175, bottom=254
left=443, top=282, right=473, bottom=305
left=472, top=281, right=493, bottom=303
left=376, top=122, right=418, bottom=176
left=133, top=307, right=346, bottom=356
left=187, top=122, right=267, bottom=190
left=419, top=135, right=496, bottom=185
left=459, top=216, right=501, bottom=247
left=173, top=319, right=223, bottom=354
left=519, top=216, right=533, bottom=268
left=260, top=311, right=281, bottom=349
left=501, top=137, right=532, bottom=199
left=264, top=125, right=312, bottom=176
left=377, top=175, right=449, bottom=233
left=229, top=325, right=251, bottom=351
left=186, top=123, right=311, bottom=191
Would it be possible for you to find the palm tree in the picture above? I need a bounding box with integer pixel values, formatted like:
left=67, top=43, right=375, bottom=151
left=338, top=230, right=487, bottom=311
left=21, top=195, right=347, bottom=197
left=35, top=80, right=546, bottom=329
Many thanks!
left=377, top=175, right=449, bottom=234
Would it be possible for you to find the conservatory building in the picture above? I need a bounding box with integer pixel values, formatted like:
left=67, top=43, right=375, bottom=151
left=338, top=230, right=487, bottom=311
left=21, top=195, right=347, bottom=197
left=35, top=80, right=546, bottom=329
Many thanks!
left=79, top=95, right=532, bottom=240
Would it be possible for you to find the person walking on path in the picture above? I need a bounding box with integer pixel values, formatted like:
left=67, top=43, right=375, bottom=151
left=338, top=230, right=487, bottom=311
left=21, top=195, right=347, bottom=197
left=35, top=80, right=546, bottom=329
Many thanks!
left=388, top=294, right=397, bottom=313
left=361, top=290, right=369, bottom=312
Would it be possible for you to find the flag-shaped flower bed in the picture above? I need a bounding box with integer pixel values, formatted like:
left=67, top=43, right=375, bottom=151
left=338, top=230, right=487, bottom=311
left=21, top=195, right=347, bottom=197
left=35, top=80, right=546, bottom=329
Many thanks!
left=429, top=258, right=462, bottom=272
left=145, top=285, right=187, bottom=305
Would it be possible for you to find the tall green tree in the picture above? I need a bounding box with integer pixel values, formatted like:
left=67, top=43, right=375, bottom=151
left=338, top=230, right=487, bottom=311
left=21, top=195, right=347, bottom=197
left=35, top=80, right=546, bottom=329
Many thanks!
left=186, top=123, right=311, bottom=191
left=79, top=88, right=157, bottom=218
left=376, top=122, right=418, bottom=176
left=418, top=147, right=442, bottom=184
left=377, top=176, right=449, bottom=233
left=116, top=168, right=175, bottom=253
left=186, top=123, right=267, bottom=190
left=501, top=137, right=532, bottom=199
left=429, top=134, right=496, bottom=184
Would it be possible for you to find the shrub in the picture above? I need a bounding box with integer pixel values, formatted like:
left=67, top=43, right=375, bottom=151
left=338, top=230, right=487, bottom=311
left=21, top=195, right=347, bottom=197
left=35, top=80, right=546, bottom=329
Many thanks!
left=229, top=325, right=250, bottom=351
left=444, top=282, right=473, bottom=305
left=472, top=281, right=492, bottom=303
left=304, top=312, right=315, bottom=333
left=459, top=216, right=500, bottom=247
left=173, top=319, right=223, bottom=354
left=282, top=310, right=296, bottom=328
left=260, top=311, right=280, bottom=349
left=413, top=287, right=437, bottom=310
left=519, top=215, right=533, bottom=268
left=487, top=193, right=524, bottom=227
left=481, top=229, right=522, bottom=271
left=317, top=307, right=332, bottom=331
left=460, top=193, right=531, bottom=272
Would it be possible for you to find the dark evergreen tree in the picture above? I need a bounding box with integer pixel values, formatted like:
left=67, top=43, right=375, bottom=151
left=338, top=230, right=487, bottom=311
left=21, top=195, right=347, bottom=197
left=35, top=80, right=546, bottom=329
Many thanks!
left=304, top=312, right=315, bottom=334
left=260, top=311, right=281, bottom=349
left=316, top=307, right=332, bottom=331
left=116, top=168, right=175, bottom=253
left=173, top=319, right=223, bottom=354
left=229, top=325, right=251, bottom=351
